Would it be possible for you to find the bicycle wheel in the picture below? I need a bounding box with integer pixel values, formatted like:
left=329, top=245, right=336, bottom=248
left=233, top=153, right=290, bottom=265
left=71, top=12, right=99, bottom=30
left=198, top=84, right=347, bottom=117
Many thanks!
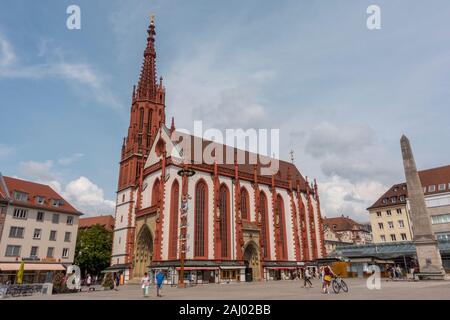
left=331, top=280, right=340, bottom=294
left=340, top=280, right=348, bottom=293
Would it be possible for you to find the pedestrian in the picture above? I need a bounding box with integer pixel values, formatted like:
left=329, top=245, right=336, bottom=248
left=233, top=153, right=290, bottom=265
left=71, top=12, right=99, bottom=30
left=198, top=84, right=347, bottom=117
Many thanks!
left=322, top=265, right=335, bottom=294
left=86, top=274, right=92, bottom=290
left=303, top=268, right=313, bottom=288
left=141, top=272, right=151, bottom=298
left=396, top=265, right=402, bottom=279
left=156, top=270, right=165, bottom=297
left=114, top=273, right=120, bottom=291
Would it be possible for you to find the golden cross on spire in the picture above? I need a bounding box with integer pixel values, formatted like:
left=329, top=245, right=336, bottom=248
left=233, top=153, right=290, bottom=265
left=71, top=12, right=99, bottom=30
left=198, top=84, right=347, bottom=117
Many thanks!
left=150, top=13, right=155, bottom=24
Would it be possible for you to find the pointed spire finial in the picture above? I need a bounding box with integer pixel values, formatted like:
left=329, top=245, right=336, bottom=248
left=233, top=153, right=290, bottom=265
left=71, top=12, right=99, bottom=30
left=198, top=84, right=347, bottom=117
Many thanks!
left=150, top=13, right=155, bottom=25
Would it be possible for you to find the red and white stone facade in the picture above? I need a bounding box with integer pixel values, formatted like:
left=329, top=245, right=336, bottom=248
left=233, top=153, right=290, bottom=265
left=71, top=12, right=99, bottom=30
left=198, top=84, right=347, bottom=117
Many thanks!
left=111, top=19, right=325, bottom=283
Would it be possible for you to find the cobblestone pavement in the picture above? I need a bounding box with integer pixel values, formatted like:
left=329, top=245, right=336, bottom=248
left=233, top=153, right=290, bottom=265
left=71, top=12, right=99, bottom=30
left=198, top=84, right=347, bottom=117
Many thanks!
left=8, top=278, right=450, bottom=300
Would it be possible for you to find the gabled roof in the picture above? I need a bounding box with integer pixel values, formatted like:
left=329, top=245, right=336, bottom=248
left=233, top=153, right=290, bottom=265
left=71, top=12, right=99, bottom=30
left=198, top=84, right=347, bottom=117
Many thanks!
left=368, top=165, right=450, bottom=210
left=323, top=216, right=367, bottom=232
left=79, top=215, right=115, bottom=231
left=172, top=132, right=309, bottom=190
left=2, top=176, right=82, bottom=215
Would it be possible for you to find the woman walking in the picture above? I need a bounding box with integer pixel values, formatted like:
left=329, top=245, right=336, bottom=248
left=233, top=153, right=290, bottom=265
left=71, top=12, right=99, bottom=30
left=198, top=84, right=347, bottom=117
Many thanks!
left=141, top=272, right=151, bottom=298
left=322, top=265, right=335, bottom=294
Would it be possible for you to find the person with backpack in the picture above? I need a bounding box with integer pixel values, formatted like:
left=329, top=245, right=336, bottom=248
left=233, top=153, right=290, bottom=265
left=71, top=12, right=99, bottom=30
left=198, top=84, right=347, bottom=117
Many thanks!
left=155, top=270, right=165, bottom=297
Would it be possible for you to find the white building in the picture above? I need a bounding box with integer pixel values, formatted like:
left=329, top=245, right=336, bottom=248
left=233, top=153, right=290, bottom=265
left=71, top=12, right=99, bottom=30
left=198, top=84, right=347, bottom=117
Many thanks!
left=0, top=174, right=81, bottom=284
left=109, top=19, right=326, bottom=284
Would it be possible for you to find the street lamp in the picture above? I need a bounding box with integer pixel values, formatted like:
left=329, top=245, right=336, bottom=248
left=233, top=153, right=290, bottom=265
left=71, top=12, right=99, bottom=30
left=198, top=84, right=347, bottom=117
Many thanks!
left=177, top=166, right=196, bottom=288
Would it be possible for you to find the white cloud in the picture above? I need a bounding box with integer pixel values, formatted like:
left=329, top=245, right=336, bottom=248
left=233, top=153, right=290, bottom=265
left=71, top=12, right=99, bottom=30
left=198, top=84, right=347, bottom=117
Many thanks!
left=305, top=121, right=375, bottom=158
left=63, top=177, right=115, bottom=215
left=0, top=34, right=15, bottom=67
left=302, top=121, right=400, bottom=184
left=319, top=175, right=387, bottom=222
left=18, top=160, right=56, bottom=182
left=0, top=144, right=14, bottom=158
left=0, top=33, right=122, bottom=110
left=58, top=153, right=84, bottom=166
left=17, top=160, right=114, bottom=215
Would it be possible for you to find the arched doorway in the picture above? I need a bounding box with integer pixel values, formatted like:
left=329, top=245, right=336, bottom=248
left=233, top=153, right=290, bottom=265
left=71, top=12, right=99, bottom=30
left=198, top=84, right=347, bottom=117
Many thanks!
left=243, top=241, right=261, bottom=282
left=134, top=225, right=153, bottom=279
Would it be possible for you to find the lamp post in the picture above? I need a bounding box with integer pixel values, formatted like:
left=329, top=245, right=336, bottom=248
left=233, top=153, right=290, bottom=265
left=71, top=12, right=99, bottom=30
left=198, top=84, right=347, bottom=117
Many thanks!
left=177, top=165, right=196, bottom=288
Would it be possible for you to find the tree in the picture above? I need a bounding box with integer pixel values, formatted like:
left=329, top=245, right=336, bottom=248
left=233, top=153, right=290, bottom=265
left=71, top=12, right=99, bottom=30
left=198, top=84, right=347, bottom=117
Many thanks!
left=74, top=224, right=112, bottom=276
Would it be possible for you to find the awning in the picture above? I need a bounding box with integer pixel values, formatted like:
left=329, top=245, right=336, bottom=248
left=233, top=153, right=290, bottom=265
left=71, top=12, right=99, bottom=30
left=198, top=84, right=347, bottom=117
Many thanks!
left=102, top=264, right=130, bottom=273
left=175, top=267, right=219, bottom=271
left=220, top=266, right=245, bottom=270
left=0, top=263, right=65, bottom=271
left=265, top=267, right=298, bottom=270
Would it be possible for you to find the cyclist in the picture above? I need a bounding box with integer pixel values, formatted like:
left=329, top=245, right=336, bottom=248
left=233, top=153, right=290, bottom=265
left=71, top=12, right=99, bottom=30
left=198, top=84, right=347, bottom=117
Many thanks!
left=322, top=265, right=335, bottom=294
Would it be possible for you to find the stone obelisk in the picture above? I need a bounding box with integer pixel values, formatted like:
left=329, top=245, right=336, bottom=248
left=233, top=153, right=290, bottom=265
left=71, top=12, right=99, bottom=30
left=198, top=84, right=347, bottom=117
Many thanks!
left=400, top=135, right=445, bottom=279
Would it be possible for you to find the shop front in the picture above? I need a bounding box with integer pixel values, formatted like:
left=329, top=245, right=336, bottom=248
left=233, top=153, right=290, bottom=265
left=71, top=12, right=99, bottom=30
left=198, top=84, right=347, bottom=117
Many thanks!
left=0, top=263, right=66, bottom=284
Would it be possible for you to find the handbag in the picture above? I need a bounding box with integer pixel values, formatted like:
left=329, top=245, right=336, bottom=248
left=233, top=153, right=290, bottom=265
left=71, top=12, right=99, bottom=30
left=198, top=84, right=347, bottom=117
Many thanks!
left=324, top=275, right=332, bottom=282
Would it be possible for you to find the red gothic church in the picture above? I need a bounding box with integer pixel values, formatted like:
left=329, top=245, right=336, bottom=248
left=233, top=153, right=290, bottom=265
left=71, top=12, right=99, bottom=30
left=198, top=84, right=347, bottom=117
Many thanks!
left=110, top=18, right=326, bottom=283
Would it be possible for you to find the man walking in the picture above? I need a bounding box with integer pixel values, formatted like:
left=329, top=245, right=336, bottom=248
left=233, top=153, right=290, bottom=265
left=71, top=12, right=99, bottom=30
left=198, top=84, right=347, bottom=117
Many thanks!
left=156, top=270, right=165, bottom=297
left=303, top=268, right=313, bottom=288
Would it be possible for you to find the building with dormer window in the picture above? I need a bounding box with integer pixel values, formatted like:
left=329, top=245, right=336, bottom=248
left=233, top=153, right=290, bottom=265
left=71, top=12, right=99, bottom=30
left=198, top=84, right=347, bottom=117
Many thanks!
left=368, top=165, right=450, bottom=244
left=0, top=173, right=82, bottom=284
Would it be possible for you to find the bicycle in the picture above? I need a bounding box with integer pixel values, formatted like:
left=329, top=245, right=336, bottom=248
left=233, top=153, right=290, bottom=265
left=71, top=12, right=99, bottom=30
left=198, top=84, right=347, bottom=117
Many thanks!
left=331, top=275, right=348, bottom=294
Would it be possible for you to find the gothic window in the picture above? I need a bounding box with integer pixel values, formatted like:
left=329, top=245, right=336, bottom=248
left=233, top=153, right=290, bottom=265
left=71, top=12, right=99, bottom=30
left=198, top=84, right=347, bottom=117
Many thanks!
left=148, top=110, right=153, bottom=134
left=139, top=108, right=144, bottom=131
left=276, top=194, right=287, bottom=260
left=194, top=181, right=208, bottom=258
left=240, top=188, right=249, bottom=221
left=219, top=185, right=229, bottom=258
left=260, top=192, right=270, bottom=259
left=151, top=178, right=160, bottom=206
left=168, top=180, right=180, bottom=259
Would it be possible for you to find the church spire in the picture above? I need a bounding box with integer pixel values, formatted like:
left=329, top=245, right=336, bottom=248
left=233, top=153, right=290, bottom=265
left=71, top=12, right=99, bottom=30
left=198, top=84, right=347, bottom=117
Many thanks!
left=137, top=15, right=157, bottom=100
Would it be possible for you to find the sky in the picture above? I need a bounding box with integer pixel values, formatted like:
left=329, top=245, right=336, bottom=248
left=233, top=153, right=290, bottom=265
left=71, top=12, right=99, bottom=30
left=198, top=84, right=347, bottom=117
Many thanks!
left=0, top=0, right=449, bottom=221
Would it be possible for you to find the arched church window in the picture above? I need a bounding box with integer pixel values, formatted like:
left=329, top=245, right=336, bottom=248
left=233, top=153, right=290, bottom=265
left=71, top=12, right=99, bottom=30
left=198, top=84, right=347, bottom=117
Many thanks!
left=152, top=178, right=160, bottom=206
left=168, top=180, right=180, bottom=259
left=240, top=188, right=249, bottom=221
left=139, top=108, right=144, bottom=131
left=260, top=192, right=270, bottom=259
left=219, top=184, right=230, bottom=258
left=276, top=194, right=287, bottom=260
left=194, top=180, right=208, bottom=258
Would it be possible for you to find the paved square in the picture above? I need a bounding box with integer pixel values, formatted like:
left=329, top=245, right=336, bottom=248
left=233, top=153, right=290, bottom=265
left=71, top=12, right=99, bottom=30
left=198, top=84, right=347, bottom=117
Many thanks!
left=9, top=278, right=450, bottom=300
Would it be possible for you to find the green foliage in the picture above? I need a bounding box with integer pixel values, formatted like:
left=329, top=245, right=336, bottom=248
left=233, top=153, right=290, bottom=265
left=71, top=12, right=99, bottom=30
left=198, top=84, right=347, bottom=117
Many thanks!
left=74, top=224, right=112, bottom=276
left=52, top=272, right=68, bottom=294
left=102, top=273, right=114, bottom=290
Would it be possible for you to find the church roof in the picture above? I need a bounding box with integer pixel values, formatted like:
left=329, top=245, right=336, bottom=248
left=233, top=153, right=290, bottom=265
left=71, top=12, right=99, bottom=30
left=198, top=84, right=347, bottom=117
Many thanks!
left=368, top=165, right=450, bottom=210
left=173, top=132, right=310, bottom=191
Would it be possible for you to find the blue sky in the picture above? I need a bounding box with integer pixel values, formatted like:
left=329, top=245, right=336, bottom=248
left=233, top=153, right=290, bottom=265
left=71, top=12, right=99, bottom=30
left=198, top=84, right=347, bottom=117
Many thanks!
left=1, top=0, right=449, bottom=220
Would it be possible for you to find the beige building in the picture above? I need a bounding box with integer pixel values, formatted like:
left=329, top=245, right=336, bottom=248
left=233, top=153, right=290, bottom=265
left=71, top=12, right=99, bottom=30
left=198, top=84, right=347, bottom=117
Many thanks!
left=0, top=174, right=82, bottom=284
left=368, top=165, right=450, bottom=244
left=323, top=216, right=372, bottom=249
left=323, top=224, right=353, bottom=255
